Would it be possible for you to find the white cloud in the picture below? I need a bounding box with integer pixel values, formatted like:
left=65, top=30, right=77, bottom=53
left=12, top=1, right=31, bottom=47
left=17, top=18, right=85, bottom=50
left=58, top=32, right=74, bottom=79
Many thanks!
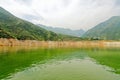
left=0, top=0, right=120, bottom=30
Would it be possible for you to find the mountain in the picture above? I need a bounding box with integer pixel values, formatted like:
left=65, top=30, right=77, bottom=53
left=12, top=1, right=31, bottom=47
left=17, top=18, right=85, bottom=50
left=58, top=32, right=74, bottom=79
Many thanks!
left=37, top=24, right=85, bottom=37
left=82, top=16, right=120, bottom=40
left=0, top=7, right=81, bottom=41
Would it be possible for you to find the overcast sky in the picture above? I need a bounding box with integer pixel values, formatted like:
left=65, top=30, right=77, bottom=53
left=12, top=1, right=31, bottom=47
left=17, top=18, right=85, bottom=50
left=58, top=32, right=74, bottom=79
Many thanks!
left=0, top=0, right=120, bottom=30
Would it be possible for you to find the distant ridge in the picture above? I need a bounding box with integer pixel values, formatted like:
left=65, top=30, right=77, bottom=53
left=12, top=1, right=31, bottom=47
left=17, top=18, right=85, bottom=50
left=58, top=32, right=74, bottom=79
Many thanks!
left=37, top=24, right=85, bottom=37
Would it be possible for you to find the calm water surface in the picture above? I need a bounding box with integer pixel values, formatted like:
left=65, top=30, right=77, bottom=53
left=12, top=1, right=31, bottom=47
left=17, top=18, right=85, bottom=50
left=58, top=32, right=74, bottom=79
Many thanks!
left=0, top=47, right=120, bottom=80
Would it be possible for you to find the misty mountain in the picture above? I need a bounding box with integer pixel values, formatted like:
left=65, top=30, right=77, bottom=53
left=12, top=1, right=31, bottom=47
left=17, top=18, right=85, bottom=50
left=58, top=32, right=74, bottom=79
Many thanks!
left=37, top=24, right=85, bottom=37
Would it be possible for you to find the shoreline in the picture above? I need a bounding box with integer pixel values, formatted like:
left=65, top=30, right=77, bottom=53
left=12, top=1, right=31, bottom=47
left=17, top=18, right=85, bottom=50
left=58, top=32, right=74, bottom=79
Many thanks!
left=0, top=38, right=120, bottom=48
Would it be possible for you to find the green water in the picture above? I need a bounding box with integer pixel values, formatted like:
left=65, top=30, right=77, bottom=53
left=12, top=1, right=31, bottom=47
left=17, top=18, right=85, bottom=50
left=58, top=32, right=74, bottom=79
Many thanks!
left=0, top=47, right=120, bottom=80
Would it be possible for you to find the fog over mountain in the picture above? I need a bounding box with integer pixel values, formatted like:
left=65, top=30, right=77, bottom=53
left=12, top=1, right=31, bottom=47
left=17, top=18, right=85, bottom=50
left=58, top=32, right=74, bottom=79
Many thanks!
left=0, top=0, right=120, bottom=30
left=37, top=24, right=85, bottom=37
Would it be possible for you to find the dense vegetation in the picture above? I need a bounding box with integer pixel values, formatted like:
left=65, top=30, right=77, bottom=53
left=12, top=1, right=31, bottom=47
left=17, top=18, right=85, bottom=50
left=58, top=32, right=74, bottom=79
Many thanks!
left=0, top=7, right=81, bottom=41
left=82, top=16, right=120, bottom=40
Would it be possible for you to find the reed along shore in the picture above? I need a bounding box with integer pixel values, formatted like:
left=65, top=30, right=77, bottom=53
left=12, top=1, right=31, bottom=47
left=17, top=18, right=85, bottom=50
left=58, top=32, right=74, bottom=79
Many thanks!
left=0, top=38, right=120, bottom=48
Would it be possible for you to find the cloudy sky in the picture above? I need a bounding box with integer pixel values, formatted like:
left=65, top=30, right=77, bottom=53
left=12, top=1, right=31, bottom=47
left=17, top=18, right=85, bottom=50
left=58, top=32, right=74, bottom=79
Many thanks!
left=0, top=0, right=120, bottom=30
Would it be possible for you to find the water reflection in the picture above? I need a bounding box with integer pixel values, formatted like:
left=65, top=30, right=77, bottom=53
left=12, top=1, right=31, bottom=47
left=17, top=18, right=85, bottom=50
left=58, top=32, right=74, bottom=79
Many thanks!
left=0, top=47, right=120, bottom=80
left=0, top=47, right=83, bottom=79
left=7, top=59, right=120, bottom=80
left=86, top=48, right=120, bottom=74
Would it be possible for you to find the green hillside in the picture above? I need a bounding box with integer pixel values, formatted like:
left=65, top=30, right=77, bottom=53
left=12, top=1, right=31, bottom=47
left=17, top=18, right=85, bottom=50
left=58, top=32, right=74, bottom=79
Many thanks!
left=82, top=16, right=120, bottom=40
left=0, top=7, right=81, bottom=41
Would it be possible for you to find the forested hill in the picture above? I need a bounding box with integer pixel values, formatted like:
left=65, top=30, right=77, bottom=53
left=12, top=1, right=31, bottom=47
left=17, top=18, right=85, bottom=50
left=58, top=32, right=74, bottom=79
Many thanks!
left=0, top=7, right=81, bottom=41
left=82, top=16, right=120, bottom=40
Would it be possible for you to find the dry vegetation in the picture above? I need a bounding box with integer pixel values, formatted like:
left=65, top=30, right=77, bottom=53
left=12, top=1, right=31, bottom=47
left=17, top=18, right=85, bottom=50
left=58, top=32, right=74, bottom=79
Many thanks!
left=0, top=38, right=120, bottom=48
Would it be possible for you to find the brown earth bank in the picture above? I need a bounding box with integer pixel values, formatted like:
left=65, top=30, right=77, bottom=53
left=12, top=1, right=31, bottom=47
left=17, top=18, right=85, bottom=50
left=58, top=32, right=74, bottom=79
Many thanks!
left=0, top=38, right=120, bottom=48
